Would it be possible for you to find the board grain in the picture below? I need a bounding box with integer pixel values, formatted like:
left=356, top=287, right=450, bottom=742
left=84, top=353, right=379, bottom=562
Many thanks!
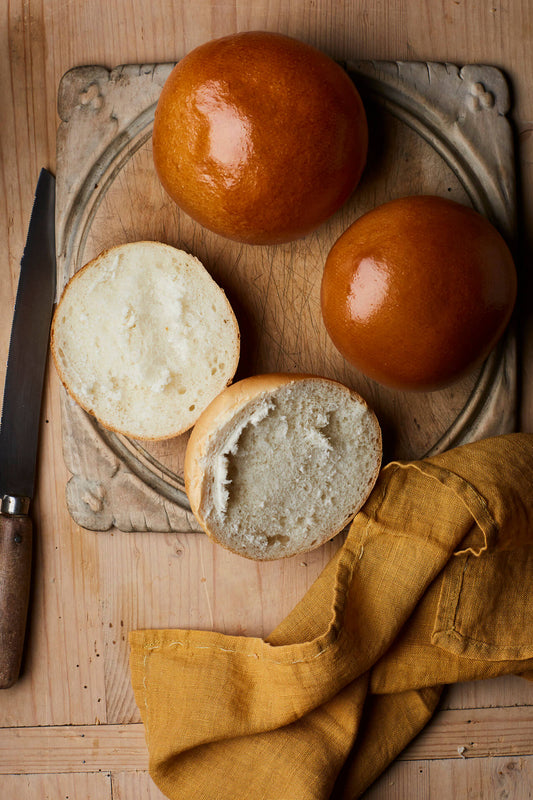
left=55, top=60, right=517, bottom=533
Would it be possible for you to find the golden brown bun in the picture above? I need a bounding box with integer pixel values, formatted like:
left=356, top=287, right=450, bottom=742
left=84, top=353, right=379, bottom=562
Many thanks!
left=184, top=374, right=382, bottom=561
left=320, top=196, right=517, bottom=391
left=153, top=31, right=368, bottom=245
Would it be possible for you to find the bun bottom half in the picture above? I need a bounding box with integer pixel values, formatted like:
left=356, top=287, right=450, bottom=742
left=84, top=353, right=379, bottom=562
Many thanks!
left=185, top=374, right=382, bottom=560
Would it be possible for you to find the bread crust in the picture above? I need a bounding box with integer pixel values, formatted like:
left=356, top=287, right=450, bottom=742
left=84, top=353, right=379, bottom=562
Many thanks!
left=185, top=373, right=298, bottom=516
left=184, top=373, right=382, bottom=559
left=51, top=241, right=240, bottom=440
left=153, top=31, right=368, bottom=244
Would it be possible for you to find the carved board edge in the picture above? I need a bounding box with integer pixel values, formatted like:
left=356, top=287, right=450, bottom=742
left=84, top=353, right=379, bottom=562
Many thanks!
left=56, top=63, right=176, bottom=295
left=61, top=393, right=201, bottom=533
left=55, top=60, right=518, bottom=532
left=345, top=60, right=518, bottom=456
left=347, top=61, right=516, bottom=237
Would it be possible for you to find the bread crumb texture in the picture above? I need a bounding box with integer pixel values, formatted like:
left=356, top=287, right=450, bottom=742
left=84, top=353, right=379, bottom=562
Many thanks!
left=199, top=379, right=381, bottom=559
left=52, top=242, right=239, bottom=439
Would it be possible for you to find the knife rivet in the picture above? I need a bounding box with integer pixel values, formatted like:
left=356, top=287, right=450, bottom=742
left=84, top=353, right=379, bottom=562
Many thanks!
left=1, top=496, right=31, bottom=515
left=14, top=535, right=22, bottom=544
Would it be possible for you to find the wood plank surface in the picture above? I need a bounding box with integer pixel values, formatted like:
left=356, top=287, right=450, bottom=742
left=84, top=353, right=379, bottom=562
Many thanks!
left=1, top=1, right=533, bottom=798
left=0, top=704, right=532, bottom=774
left=0, top=773, right=113, bottom=800
left=364, top=755, right=533, bottom=800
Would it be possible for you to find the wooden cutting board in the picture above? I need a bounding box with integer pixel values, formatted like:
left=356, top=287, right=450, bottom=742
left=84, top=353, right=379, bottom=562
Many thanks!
left=55, top=60, right=517, bottom=533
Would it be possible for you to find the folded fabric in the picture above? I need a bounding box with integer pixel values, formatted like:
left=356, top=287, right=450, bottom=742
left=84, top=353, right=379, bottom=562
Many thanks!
left=129, top=433, right=533, bottom=800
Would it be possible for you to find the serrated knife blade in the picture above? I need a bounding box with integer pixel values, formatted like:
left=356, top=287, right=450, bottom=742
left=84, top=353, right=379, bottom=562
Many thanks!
left=0, top=168, right=56, bottom=687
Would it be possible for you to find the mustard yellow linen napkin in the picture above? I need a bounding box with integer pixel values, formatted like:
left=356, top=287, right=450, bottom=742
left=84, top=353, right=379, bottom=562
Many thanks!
left=129, top=433, right=533, bottom=800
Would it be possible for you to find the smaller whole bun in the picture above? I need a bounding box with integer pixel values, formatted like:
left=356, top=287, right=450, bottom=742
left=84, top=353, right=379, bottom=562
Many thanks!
left=153, top=31, right=368, bottom=245
left=320, top=196, right=517, bottom=391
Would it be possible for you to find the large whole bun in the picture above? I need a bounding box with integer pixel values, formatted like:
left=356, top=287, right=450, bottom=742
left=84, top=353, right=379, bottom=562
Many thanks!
left=153, top=31, right=368, bottom=245
left=320, top=196, right=517, bottom=391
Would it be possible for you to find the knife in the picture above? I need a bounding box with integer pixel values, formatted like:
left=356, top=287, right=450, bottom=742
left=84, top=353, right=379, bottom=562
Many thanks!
left=0, top=168, right=56, bottom=688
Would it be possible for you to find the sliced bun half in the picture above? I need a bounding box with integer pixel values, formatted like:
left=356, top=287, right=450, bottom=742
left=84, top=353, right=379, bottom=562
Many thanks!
left=51, top=241, right=240, bottom=440
left=184, top=374, right=382, bottom=560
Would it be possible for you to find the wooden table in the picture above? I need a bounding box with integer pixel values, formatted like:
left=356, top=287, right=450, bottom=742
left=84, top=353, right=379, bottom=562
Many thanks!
left=1, top=2, right=532, bottom=797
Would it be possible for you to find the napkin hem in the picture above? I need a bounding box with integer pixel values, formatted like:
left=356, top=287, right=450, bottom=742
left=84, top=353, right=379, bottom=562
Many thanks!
left=130, top=456, right=497, bottom=669
left=431, top=548, right=533, bottom=662
left=386, top=458, right=499, bottom=556
left=129, top=528, right=366, bottom=687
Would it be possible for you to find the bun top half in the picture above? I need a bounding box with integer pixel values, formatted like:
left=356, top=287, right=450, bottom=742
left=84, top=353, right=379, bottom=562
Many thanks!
left=51, top=241, right=240, bottom=440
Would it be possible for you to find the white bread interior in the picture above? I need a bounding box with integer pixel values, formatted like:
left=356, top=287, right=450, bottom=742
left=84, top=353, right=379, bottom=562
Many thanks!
left=185, top=374, right=382, bottom=560
left=51, top=241, right=240, bottom=440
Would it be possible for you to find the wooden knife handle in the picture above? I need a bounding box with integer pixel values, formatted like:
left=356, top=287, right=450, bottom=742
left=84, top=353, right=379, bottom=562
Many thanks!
left=0, top=514, right=32, bottom=688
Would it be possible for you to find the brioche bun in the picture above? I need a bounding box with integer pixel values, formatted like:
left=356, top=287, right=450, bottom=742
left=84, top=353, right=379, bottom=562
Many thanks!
left=152, top=31, right=368, bottom=245
left=184, top=374, right=382, bottom=560
left=51, top=241, right=240, bottom=440
left=320, top=196, right=517, bottom=391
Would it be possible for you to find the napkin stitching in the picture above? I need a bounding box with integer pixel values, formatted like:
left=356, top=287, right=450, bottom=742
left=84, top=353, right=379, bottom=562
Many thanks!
left=143, top=651, right=150, bottom=713
left=450, top=554, right=469, bottom=634
left=143, top=640, right=333, bottom=664
left=387, top=460, right=497, bottom=556
left=137, top=461, right=493, bottom=674
left=140, top=653, right=152, bottom=732
left=440, top=554, right=533, bottom=653
left=138, top=518, right=373, bottom=666
left=444, top=629, right=533, bottom=647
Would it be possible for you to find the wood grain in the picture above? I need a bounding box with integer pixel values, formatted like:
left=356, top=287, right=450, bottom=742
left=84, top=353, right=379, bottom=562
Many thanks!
left=111, top=772, right=168, bottom=800
left=1, top=773, right=112, bottom=800
left=1, top=1, right=533, bottom=799
left=363, top=755, right=533, bottom=800
left=0, top=705, right=531, bottom=774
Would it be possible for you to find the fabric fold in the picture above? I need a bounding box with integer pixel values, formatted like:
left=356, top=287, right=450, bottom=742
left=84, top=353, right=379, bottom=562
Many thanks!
left=130, top=433, right=533, bottom=800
